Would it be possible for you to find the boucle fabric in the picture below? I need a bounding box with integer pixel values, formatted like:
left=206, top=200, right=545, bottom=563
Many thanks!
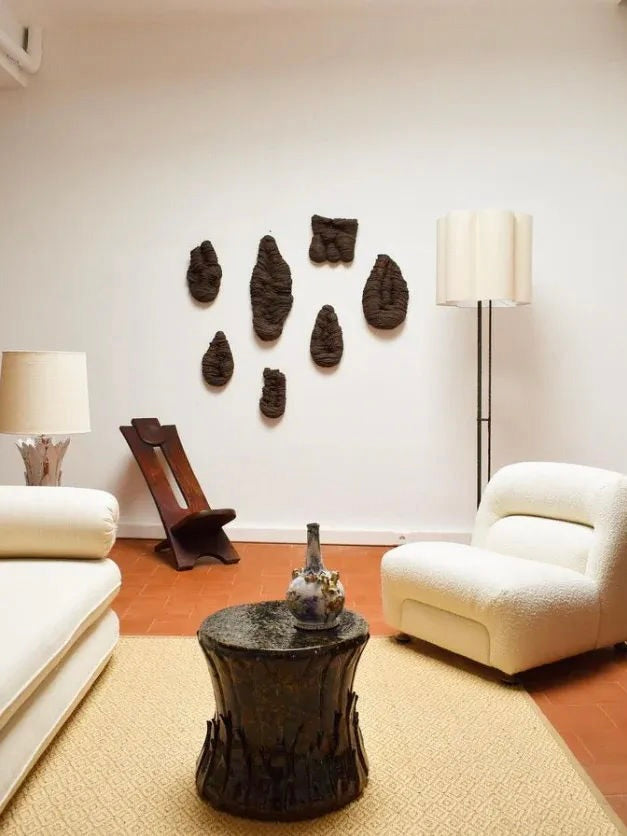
left=382, top=541, right=599, bottom=674
left=0, top=637, right=621, bottom=835
left=381, top=462, right=627, bottom=674
left=473, top=462, right=627, bottom=649
left=483, top=515, right=593, bottom=573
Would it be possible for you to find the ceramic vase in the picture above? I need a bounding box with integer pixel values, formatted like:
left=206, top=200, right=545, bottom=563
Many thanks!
left=286, top=522, right=345, bottom=630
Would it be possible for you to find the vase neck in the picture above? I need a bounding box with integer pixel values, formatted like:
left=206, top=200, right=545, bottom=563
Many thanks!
left=305, top=523, right=324, bottom=572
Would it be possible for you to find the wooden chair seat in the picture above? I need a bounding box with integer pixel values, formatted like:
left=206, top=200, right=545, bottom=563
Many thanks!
left=120, top=418, right=240, bottom=571
left=170, top=508, right=236, bottom=536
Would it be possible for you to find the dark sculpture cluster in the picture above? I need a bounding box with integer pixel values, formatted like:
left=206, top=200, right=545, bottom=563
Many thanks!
left=250, top=235, right=293, bottom=341
left=187, top=216, right=409, bottom=423
left=309, top=215, right=358, bottom=264
left=362, top=254, right=409, bottom=329
left=259, top=367, right=286, bottom=419
left=202, top=331, right=234, bottom=387
left=187, top=240, right=222, bottom=303
left=310, top=305, right=343, bottom=368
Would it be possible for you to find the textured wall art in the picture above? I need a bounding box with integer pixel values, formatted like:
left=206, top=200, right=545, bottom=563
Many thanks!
left=309, top=215, right=358, bottom=264
left=259, top=367, right=286, bottom=419
left=362, top=254, right=409, bottom=329
left=187, top=240, right=222, bottom=303
left=202, top=331, right=234, bottom=387
left=310, top=305, right=344, bottom=368
left=250, top=236, right=293, bottom=341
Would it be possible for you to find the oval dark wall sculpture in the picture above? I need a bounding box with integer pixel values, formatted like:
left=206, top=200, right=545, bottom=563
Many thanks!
left=362, top=254, right=409, bottom=329
left=187, top=240, right=222, bottom=303
left=310, top=305, right=344, bottom=368
left=250, top=236, right=293, bottom=341
left=259, top=368, right=286, bottom=419
left=202, top=331, right=234, bottom=387
left=309, top=215, right=358, bottom=264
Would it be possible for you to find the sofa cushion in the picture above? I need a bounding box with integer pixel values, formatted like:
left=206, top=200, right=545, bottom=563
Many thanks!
left=0, top=487, right=118, bottom=559
left=0, top=558, right=120, bottom=732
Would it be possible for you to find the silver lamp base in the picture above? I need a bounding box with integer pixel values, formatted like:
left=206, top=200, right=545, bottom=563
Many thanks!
left=16, top=435, right=70, bottom=486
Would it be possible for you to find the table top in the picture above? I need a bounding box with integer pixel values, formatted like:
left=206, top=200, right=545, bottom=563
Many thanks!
left=198, top=601, right=369, bottom=657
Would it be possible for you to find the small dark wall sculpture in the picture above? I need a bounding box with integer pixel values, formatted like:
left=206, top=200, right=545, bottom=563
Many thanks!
left=309, top=215, right=358, bottom=264
left=250, top=236, right=293, bottom=341
left=260, top=368, right=286, bottom=419
left=362, top=254, right=409, bottom=329
left=202, top=331, right=234, bottom=387
left=310, top=305, right=343, bottom=368
left=187, top=240, right=222, bottom=303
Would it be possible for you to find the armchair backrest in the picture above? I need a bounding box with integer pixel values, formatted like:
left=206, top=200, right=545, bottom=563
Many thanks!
left=472, top=462, right=627, bottom=646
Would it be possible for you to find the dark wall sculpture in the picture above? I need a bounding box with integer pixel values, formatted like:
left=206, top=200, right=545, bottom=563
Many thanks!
left=187, top=240, right=222, bottom=303
left=259, top=368, right=286, bottom=419
left=310, top=305, right=343, bottom=368
left=362, top=254, right=409, bottom=329
left=309, top=215, right=358, bottom=264
left=202, top=331, right=234, bottom=387
left=250, top=236, right=293, bottom=341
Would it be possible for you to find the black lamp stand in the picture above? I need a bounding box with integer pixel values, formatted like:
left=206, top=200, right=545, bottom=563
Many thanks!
left=476, top=300, right=493, bottom=508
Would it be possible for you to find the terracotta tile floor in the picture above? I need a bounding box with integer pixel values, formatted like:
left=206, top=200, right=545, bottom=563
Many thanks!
left=111, top=538, right=627, bottom=826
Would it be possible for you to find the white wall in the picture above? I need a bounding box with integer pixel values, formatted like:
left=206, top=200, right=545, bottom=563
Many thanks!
left=0, top=1, right=626, bottom=543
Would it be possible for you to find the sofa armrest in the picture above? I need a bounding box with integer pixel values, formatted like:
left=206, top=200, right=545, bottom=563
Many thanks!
left=0, top=486, right=119, bottom=558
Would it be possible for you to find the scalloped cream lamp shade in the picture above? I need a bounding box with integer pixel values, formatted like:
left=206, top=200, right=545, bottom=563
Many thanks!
left=0, top=351, right=90, bottom=435
left=436, top=210, right=532, bottom=307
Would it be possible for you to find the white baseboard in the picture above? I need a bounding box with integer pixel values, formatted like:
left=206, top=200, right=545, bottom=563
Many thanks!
left=116, top=522, right=471, bottom=546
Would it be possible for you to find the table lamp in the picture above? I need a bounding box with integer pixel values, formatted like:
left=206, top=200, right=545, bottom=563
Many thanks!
left=0, top=351, right=91, bottom=485
left=436, top=210, right=532, bottom=506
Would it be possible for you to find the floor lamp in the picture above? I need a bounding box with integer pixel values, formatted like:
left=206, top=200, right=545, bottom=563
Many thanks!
left=436, top=210, right=532, bottom=506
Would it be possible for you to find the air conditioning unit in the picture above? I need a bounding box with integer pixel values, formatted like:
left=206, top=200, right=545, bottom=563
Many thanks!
left=0, top=0, right=42, bottom=88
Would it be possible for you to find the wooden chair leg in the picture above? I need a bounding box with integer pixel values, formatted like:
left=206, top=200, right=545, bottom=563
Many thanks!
left=171, top=548, right=200, bottom=571
left=154, top=538, right=171, bottom=553
left=197, top=528, right=240, bottom=565
left=167, top=528, right=241, bottom=571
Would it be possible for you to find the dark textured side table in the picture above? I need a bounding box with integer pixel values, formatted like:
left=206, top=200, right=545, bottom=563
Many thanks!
left=196, top=600, right=369, bottom=821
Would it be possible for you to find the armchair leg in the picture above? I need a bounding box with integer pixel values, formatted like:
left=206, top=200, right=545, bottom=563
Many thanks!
left=395, top=632, right=412, bottom=644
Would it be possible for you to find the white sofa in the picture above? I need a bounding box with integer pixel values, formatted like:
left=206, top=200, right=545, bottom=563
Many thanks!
left=0, top=486, right=120, bottom=814
left=381, top=462, right=627, bottom=676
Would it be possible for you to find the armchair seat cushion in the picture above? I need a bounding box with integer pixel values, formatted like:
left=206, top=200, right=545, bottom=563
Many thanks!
left=381, top=542, right=600, bottom=674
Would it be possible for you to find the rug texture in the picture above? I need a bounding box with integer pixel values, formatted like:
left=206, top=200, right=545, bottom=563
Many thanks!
left=0, top=637, right=622, bottom=835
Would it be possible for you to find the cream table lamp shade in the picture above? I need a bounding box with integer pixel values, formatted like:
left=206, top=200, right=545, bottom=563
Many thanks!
left=436, top=210, right=532, bottom=307
left=0, top=351, right=90, bottom=436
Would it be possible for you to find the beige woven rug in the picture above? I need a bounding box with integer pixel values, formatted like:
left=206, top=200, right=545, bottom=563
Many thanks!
left=1, top=637, right=623, bottom=835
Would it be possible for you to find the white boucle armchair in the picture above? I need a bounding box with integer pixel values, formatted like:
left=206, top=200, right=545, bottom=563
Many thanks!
left=381, top=462, right=627, bottom=676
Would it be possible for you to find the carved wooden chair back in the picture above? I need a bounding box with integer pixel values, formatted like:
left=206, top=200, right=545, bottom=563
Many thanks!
left=120, top=417, right=209, bottom=530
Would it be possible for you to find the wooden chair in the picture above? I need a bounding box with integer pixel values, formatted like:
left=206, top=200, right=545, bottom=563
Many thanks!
left=120, top=418, right=239, bottom=571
